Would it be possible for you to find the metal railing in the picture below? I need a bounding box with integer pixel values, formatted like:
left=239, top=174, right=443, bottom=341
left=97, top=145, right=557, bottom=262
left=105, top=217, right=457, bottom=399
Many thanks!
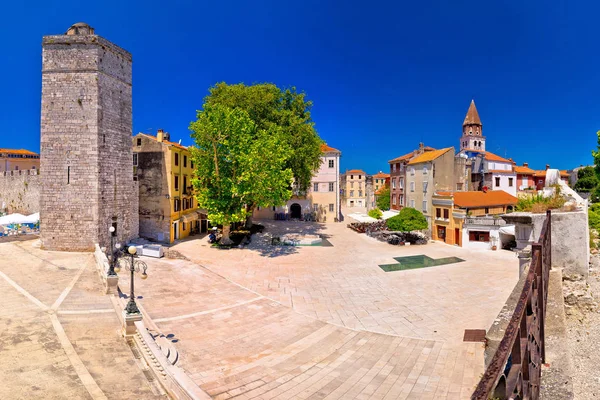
left=472, top=209, right=551, bottom=400
left=464, top=217, right=507, bottom=226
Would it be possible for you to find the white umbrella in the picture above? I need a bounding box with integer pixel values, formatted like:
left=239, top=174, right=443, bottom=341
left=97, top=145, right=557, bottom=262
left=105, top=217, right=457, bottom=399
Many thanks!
left=22, top=213, right=40, bottom=224
left=0, top=213, right=28, bottom=225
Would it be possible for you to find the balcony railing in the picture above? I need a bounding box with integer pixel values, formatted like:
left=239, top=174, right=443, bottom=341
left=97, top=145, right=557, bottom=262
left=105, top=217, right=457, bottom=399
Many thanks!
left=464, top=217, right=506, bottom=226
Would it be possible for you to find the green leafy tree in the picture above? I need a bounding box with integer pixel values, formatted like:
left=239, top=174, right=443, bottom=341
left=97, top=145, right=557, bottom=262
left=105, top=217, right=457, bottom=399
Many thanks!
left=593, top=131, right=600, bottom=178
left=368, top=208, right=383, bottom=219
left=386, top=207, right=428, bottom=232
left=578, top=166, right=596, bottom=180
left=574, top=175, right=598, bottom=192
left=376, top=186, right=391, bottom=210
left=203, top=82, right=323, bottom=195
left=190, top=104, right=293, bottom=244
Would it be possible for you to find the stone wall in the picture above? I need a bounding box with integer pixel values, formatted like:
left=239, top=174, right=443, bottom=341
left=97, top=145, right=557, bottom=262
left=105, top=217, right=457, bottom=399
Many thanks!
left=40, top=26, right=138, bottom=251
left=0, top=170, right=40, bottom=214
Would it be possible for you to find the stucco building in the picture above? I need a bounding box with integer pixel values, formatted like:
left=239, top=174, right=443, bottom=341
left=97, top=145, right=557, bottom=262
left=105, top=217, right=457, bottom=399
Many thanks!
left=254, top=143, right=341, bottom=222
left=388, top=145, right=437, bottom=210
left=40, top=23, right=138, bottom=251
left=133, top=130, right=206, bottom=243
left=342, top=169, right=367, bottom=208
left=0, top=149, right=40, bottom=172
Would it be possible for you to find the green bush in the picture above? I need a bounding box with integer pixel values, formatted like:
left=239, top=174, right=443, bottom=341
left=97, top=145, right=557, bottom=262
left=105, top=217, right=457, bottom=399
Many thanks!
left=574, top=175, right=598, bottom=192
left=589, top=210, right=600, bottom=230
left=376, top=187, right=390, bottom=210
left=368, top=208, right=383, bottom=219
left=386, top=207, right=427, bottom=232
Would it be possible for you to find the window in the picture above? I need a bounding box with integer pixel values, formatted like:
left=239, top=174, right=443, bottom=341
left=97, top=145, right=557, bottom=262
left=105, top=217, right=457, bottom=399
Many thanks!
left=456, top=183, right=463, bottom=191
left=358, top=190, right=363, bottom=197
left=399, top=194, right=404, bottom=205
left=508, top=177, right=514, bottom=187
left=350, top=190, right=354, bottom=197
left=399, top=163, right=404, bottom=172
left=351, top=182, right=354, bottom=188
left=313, top=182, right=319, bottom=192
left=359, top=175, right=362, bottom=179
left=392, top=178, right=396, bottom=189
left=183, top=155, right=187, bottom=168
left=400, top=178, right=404, bottom=189
left=329, top=204, right=334, bottom=212
left=15, top=166, right=19, bottom=170
left=495, top=177, right=500, bottom=186
left=182, top=222, right=186, bottom=231
left=191, top=161, right=194, bottom=169
left=469, top=231, right=490, bottom=242
left=392, top=164, right=397, bottom=173
left=423, top=182, right=428, bottom=193
left=174, top=175, right=179, bottom=191
left=175, top=153, right=179, bottom=166
left=444, top=209, right=449, bottom=219
left=538, top=180, right=543, bottom=184
left=329, top=182, right=334, bottom=192
left=410, top=182, right=415, bottom=192
left=423, top=166, right=428, bottom=174
left=410, top=167, right=415, bottom=176
left=137, top=138, right=142, bottom=146
left=174, top=199, right=181, bottom=212
left=183, top=176, right=187, bottom=193
left=329, top=159, right=334, bottom=168
left=313, top=203, right=319, bottom=212
left=411, top=199, right=415, bottom=207
left=436, top=208, right=441, bottom=218
left=485, top=207, right=489, bottom=214
left=133, top=153, right=138, bottom=166
left=350, top=175, right=354, bottom=179
left=67, top=166, right=70, bottom=184
left=392, top=196, right=397, bottom=205
left=422, top=200, right=427, bottom=212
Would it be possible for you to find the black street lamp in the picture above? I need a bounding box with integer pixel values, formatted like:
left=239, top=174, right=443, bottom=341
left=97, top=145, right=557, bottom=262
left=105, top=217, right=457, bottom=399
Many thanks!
left=108, top=226, right=119, bottom=276
left=114, top=245, right=148, bottom=315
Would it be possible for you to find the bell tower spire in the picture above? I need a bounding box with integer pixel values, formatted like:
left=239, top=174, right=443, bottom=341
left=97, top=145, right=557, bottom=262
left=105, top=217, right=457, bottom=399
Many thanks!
left=459, top=100, right=485, bottom=152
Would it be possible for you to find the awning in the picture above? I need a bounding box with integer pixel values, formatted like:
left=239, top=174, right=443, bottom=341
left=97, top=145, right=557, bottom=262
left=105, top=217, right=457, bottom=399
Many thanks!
left=499, top=225, right=515, bottom=236
left=180, top=211, right=200, bottom=223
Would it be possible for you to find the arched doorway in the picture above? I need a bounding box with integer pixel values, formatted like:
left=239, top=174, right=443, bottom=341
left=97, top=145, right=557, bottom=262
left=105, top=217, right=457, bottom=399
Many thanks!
left=290, top=203, right=301, bottom=219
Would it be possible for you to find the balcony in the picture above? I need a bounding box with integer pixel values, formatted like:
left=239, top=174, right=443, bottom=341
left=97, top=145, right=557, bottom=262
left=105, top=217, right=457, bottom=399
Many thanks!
left=464, top=216, right=506, bottom=226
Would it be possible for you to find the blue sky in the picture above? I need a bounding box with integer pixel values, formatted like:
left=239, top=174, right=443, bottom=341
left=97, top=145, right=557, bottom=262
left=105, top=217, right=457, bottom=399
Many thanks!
left=1, top=0, right=599, bottom=174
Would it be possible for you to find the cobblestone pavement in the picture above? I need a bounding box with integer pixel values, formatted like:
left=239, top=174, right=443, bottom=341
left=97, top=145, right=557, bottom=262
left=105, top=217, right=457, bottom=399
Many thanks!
left=124, top=220, right=518, bottom=399
left=0, top=239, right=163, bottom=400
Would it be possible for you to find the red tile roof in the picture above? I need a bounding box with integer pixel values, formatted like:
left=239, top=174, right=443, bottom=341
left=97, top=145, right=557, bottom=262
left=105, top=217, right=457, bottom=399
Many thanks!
left=138, top=133, right=188, bottom=150
left=320, top=144, right=340, bottom=153
left=0, top=148, right=39, bottom=156
left=345, top=169, right=366, bottom=174
left=452, top=190, right=518, bottom=208
left=463, top=100, right=482, bottom=126
left=388, top=146, right=436, bottom=163
left=407, top=147, right=453, bottom=165
left=514, top=165, right=535, bottom=175
left=373, top=172, right=390, bottom=179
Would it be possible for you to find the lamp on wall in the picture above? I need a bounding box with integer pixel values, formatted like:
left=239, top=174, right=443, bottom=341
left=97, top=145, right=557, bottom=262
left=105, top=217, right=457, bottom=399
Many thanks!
left=165, top=194, right=171, bottom=199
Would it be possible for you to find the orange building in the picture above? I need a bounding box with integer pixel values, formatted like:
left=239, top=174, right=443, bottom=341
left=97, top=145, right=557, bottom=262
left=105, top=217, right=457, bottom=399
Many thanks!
left=0, top=149, right=40, bottom=172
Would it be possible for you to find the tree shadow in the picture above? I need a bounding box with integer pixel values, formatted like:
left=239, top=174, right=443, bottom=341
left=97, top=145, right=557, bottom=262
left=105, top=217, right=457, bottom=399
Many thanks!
left=247, top=220, right=329, bottom=258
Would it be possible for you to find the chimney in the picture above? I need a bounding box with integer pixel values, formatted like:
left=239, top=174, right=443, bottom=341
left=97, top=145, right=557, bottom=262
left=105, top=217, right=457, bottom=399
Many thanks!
left=546, top=164, right=550, bottom=170
left=523, top=162, right=528, bottom=167
left=157, top=129, right=164, bottom=142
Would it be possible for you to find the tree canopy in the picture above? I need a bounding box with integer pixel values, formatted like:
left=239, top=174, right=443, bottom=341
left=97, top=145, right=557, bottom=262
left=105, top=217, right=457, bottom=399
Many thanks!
left=189, top=104, right=293, bottom=242
left=203, top=82, right=323, bottom=193
left=386, top=208, right=428, bottom=232
left=368, top=208, right=383, bottom=219
left=376, top=187, right=391, bottom=210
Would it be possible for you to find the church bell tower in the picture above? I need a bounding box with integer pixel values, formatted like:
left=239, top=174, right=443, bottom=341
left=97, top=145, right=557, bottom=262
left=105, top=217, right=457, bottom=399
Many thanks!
left=459, top=100, right=485, bottom=152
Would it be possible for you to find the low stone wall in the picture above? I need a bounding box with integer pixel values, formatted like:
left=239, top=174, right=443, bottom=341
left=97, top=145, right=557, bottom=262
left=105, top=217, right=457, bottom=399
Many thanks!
left=0, top=169, right=40, bottom=214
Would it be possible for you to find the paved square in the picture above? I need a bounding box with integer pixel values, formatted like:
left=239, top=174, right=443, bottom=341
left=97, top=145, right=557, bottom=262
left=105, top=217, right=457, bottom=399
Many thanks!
left=127, top=220, right=518, bottom=399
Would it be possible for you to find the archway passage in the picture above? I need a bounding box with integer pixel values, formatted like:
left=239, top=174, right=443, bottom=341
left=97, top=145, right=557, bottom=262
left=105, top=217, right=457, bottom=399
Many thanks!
left=290, top=203, right=301, bottom=219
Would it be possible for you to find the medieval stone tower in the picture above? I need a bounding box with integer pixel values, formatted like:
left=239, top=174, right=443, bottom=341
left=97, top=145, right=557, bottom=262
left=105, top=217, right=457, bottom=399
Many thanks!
left=459, top=100, right=485, bottom=152
left=40, top=23, right=139, bottom=251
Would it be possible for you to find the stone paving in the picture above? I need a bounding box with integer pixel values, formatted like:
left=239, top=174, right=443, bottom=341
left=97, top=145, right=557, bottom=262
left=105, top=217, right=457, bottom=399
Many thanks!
left=123, top=220, right=518, bottom=399
left=0, top=239, right=164, bottom=400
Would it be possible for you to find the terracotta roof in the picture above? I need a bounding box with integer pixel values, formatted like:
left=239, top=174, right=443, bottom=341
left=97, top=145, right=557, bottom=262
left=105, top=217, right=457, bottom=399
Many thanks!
left=434, top=191, right=453, bottom=197
left=407, top=147, right=453, bottom=165
left=320, top=144, right=340, bottom=153
left=388, top=147, right=436, bottom=163
left=0, top=148, right=39, bottom=156
left=138, top=133, right=188, bottom=150
left=484, top=152, right=512, bottom=163
left=463, top=100, right=482, bottom=126
left=514, top=166, right=535, bottom=175
left=345, top=169, right=366, bottom=175
left=453, top=190, right=518, bottom=208
left=373, top=172, right=390, bottom=179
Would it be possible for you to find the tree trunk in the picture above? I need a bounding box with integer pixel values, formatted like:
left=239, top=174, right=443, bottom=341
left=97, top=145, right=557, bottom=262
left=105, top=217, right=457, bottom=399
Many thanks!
left=220, top=224, right=233, bottom=245
left=244, top=205, right=254, bottom=229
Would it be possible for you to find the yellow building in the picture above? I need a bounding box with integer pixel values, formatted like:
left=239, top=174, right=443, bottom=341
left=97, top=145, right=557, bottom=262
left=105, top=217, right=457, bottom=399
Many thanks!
left=133, top=130, right=206, bottom=243
left=0, top=149, right=40, bottom=172
left=342, top=169, right=367, bottom=208
left=432, top=190, right=517, bottom=248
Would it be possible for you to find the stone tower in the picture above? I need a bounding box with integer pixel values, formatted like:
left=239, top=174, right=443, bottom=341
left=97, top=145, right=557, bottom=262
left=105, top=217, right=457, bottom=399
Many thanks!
left=459, top=100, right=485, bottom=152
left=40, top=23, right=138, bottom=251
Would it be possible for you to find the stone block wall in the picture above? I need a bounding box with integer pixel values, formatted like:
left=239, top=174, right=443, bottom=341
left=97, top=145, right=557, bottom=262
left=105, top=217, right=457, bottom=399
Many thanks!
left=0, top=170, right=41, bottom=214
left=40, top=28, right=138, bottom=251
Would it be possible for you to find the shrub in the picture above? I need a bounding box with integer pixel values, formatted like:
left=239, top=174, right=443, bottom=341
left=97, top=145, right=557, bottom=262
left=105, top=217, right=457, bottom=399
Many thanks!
left=574, top=175, right=598, bottom=192
left=368, top=208, right=383, bottom=219
left=589, top=210, right=600, bottom=231
left=376, top=187, right=390, bottom=210
left=386, top=207, right=427, bottom=232
left=515, top=191, right=566, bottom=213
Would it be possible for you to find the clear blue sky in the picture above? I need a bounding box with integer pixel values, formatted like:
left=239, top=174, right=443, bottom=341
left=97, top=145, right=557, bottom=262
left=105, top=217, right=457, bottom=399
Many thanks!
left=1, top=0, right=599, bottom=174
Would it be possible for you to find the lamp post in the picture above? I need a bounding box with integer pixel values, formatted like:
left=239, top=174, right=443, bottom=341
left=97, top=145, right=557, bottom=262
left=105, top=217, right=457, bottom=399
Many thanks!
left=115, top=245, right=148, bottom=316
left=108, top=226, right=117, bottom=276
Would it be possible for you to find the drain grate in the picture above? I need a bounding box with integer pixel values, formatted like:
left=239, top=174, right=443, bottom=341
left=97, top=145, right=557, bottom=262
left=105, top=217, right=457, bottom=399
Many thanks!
left=463, top=329, right=487, bottom=342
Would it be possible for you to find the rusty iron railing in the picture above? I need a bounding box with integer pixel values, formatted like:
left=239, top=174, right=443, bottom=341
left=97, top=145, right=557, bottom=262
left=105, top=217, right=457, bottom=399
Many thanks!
left=472, top=209, right=551, bottom=400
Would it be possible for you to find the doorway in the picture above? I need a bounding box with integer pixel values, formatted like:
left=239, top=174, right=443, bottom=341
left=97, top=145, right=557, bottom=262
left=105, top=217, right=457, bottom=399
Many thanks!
left=437, top=226, right=446, bottom=242
left=455, top=228, right=460, bottom=246
left=173, top=221, right=180, bottom=240
left=290, top=203, right=301, bottom=219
